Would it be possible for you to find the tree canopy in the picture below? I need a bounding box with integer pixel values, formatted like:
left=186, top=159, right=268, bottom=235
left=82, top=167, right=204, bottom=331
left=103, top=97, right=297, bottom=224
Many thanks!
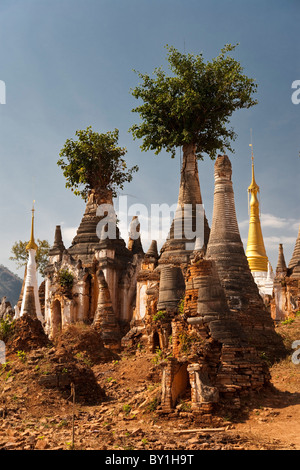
left=130, top=44, right=258, bottom=160
left=57, top=127, right=139, bottom=201
left=10, top=239, right=50, bottom=277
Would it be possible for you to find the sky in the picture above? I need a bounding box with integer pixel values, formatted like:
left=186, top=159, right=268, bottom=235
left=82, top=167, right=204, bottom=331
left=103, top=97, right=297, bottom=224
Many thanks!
left=0, top=0, right=299, bottom=280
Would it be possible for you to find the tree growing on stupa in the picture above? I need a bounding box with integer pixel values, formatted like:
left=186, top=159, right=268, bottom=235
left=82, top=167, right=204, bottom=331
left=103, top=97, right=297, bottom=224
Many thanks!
left=129, top=44, right=258, bottom=161
left=57, top=126, right=138, bottom=202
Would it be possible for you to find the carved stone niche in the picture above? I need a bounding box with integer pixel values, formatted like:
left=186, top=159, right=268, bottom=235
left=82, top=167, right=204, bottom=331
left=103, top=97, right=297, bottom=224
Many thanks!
left=187, top=363, right=219, bottom=410
left=160, top=358, right=219, bottom=413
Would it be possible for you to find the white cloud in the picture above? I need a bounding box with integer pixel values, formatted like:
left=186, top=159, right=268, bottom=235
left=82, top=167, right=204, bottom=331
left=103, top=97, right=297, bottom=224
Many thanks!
left=292, top=221, right=300, bottom=231
left=239, top=213, right=299, bottom=231
left=238, top=219, right=249, bottom=229
left=61, top=227, right=77, bottom=246
left=260, top=213, right=298, bottom=229
left=263, top=236, right=298, bottom=250
left=239, top=213, right=299, bottom=269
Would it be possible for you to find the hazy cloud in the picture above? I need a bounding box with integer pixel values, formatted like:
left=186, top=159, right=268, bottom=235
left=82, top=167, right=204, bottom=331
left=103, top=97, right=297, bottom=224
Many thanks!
left=263, top=236, right=298, bottom=250
left=61, top=226, right=77, bottom=246
left=261, top=213, right=298, bottom=229
left=239, top=213, right=299, bottom=231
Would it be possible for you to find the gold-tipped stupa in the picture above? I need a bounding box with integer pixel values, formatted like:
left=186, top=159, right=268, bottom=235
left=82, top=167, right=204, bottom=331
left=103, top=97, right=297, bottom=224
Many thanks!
left=246, top=143, right=268, bottom=273
left=26, top=201, right=38, bottom=251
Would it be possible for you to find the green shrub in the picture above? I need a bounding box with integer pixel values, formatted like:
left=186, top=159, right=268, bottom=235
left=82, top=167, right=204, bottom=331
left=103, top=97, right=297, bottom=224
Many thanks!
left=122, top=404, right=131, bottom=415
left=281, top=318, right=295, bottom=325
left=178, top=332, right=198, bottom=353
left=16, top=350, right=26, bottom=362
left=153, top=310, right=165, bottom=322
left=0, top=318, right=15, bottom=341
left=58, top=269, right=74, bottom=289
left=151, top=347, right=163, bottom=364
left=178, top=298, right=184, bottom=314
left=147, top=397, right=159, bottom=412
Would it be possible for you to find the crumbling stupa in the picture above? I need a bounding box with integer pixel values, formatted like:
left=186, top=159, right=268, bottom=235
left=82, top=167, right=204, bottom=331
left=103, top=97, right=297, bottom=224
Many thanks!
left=205, top=155, right=283, bottom=358
left=271, top=227, right=300, bottom=320
left=44, top=189, right=144, bottom=351
left=126, top=154, right=285, bottom=412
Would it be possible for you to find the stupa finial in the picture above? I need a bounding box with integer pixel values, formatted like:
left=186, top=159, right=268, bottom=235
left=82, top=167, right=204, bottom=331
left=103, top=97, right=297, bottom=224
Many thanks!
left=26, top=201, right=38, bottom=251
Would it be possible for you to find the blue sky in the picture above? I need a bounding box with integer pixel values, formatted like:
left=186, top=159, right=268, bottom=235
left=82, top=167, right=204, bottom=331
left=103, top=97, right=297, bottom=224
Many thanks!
left=0, top=0, right=299, bottom=279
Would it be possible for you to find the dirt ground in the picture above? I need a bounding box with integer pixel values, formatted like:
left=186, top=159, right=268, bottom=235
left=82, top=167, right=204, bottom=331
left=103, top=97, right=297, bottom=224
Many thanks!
left=0, top=316, right=299, bottom=451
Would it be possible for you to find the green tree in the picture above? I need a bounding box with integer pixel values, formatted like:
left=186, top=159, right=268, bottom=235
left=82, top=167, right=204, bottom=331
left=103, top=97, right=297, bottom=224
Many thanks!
left=10, top=239, right=50, bottom=277
left=129, top=44, right=258, bottom=161
left=57, top=126, right=138, bottom=202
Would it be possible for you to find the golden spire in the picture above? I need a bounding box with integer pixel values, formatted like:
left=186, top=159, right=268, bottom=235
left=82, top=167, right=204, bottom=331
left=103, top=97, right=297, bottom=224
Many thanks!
left=26, top=201, right=38, bottom=251
left=246, top=137, right=268, bottom=272
left=248, top=142, right=259, bottom=192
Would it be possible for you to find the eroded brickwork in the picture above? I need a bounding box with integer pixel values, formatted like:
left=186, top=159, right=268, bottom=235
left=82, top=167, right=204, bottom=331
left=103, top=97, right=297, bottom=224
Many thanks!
left=138, top=155, right=286, bottom=414
left=44, top=190, right=144, bottom=351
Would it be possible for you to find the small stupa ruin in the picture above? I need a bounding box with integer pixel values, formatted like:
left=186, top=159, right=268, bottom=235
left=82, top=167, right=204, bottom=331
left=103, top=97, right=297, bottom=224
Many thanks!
left=271, top=227, right=300, bottom=320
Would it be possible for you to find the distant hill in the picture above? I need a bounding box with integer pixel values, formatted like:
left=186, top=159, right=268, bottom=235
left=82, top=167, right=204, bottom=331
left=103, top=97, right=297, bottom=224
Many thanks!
left=0, top=265, right=23, bottom=306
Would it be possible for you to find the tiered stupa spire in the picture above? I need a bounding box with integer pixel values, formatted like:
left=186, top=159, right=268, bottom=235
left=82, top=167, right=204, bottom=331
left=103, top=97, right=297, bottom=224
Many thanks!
left=206, top=155, right=246, bottom=263
left=49, top=225, right=65, bottom=255
left=19, top=202, right=43, bottom=322
left=206, top=155, right=285, bottom=358
left=93, top=271, right=121, bottom=351
left=276, top=243, right=287, bottom=275
left=68, top=189, right=113, bottom=262
left=245, top=142, right=273, bottom=297
left=245, top=143, right=268, bottom=273
left=288, top=224, right=300, bottom=275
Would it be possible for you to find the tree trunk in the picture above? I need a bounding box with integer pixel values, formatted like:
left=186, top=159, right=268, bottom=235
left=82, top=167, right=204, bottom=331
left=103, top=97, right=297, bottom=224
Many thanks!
left=177, top=143, right=210, bottom=247
left=159, top=143, right=210, bottom=263
left=178, top=143, right=203, bottom=206
left=90, top=187, right=113, bottom=206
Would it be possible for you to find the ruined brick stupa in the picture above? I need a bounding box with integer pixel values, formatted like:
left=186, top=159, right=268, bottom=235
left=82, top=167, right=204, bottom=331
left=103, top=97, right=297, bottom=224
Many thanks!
left=43, top=189, right=144, bottom=351
left=129, top=153, right=285, bottom=412
left=205, top=155, right=282, bottom=356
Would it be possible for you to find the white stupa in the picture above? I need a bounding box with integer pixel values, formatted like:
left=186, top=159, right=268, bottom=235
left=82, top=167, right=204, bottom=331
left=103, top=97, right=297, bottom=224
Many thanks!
left=19, top=202, right=43, bottom=323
